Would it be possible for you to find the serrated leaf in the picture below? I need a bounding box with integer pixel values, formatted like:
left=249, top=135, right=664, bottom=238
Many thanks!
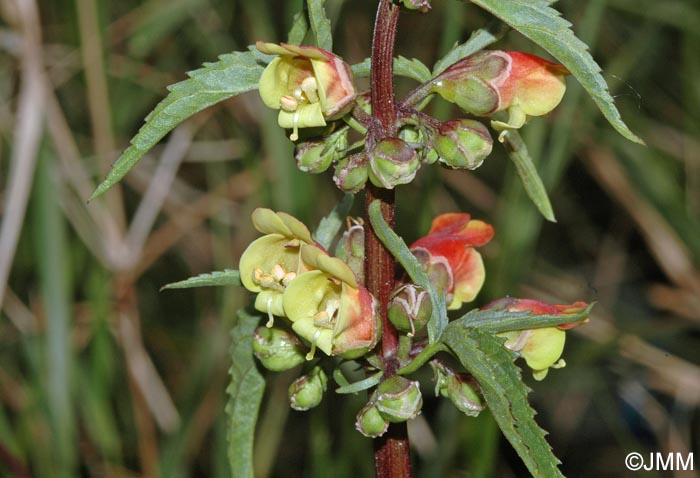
left=351, top=56, right=432, bottom=83
left=467, top=0, right=644, bottom=145
left=90, top=50, right=264, bottom=200
left=368, top=200, right=448, bottom=343
left=433, top=20, right=509, bottom=76
left=502, top=130, right=556, bottom=222
left=161, top=269, right=241, bottom=290
left=454, top=303, right=593, bottom=333
left=442, top=326, right=564, bottom=478
left=313, top=193, right=354, bottom=249
left=288, top=10, right=309, bottom=45
left=226, top=310, right=265, bottom=478
left=307, top=0, right=333, bottom=51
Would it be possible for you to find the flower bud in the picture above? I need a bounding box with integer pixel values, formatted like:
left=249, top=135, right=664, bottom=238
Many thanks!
left=374, top=376, right=423, bottom=423
left=399, top=126, right=439, bottom=164
left=295, top=142, right=332, bottom=173
left=355, top=402, right=390, bottom=438
left=288, top=366, right=327, bottom=411
left=432, top=119, right=493, bottom=170
left=387, top=284, right=432, bottom=335
left=368, top=138, right=420, bottom=189
left=400, top=0, right=431, bottom=12
left=253, top=326, right=307, bottom=372
left=333, top=154, right=369, bottom=193
left=334, top=219, right=365, bottom=283
left=431, top=361, right=484, bottom=417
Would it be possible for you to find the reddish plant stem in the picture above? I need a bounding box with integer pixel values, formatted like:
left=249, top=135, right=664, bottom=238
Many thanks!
left=365, top=1, right=412, bottom=478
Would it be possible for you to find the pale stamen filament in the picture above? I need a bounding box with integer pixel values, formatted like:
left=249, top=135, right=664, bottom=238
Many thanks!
left=290, top=111, right=300, bottom=141
left=265, top=297, right=275, bottom=328
left=306, top=329, right=322, bottom=361
left=301, top=77, right=319, bottom=103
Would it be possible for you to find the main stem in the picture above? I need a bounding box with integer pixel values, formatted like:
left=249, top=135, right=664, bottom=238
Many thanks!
left=365, top=1, right=411, bottom=477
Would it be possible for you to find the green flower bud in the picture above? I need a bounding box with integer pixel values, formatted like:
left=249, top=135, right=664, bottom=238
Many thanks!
left=334, top=219, right=365, bottom=283
left=288, top=366, right=327, bottom=411
left=431, top=361, right=484, bottom=417
left=433, top=119, right=493, bottom=170
left=399, top=126, right=439, bottom=165
left=400, top=0, right=431, bottom=12
left=295, top=142, right=334, bottom=173
left=374, top=376, right=423, bottom=423
left=368, top=138, right=420, bottom=189
left=388, top=284, right=432, bottom=336
left=355, top=402, right=389, bottom=438
left=333, top=154, right=369, bottom=193
left=253, top=326, right=307, bottom=372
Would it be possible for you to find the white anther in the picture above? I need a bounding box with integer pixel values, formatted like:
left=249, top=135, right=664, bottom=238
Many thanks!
left=293, top=87, right=304, bottom=101
left=301, top=77, right=319, bottom=103
left=282, top=271, right=297, bottom=286
left=271, top=264, right=286, bottom=282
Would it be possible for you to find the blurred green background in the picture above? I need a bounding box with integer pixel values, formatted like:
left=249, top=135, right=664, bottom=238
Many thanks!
left=0, top=0, right=698, bottom=477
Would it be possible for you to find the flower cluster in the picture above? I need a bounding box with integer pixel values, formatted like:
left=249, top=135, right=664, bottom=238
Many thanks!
left=240, top=208, right=380, bottom=361
left=257, top=44, right=568, bottom=193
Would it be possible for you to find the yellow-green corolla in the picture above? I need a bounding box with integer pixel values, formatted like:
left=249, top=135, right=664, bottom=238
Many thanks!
left=283, top=245, right=380, bottom=359
left=239, top=208, right=314, bottom=323
left=257, top=42, right=357, bottom=141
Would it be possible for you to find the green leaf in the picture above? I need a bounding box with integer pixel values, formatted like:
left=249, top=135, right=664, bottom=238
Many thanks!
left=161, top=269, right=242, bottom=290
left=89, top=50, right=264, bottom=200
left=501, top=130, right=556, bottom=222
left=368, top=200, right=448, bottom=343
left=352, top=56, right=432, bottom=83
left=307, top=0, right=333, bottom=51
left=335, top=372, right=383, bottom=394
left=226, top=310, right=265, bottom=478
left=467, top=0, right=644, bottom=145
left=432, top=20, right=509, bottom=76
left=442, top=326, right=564, bottom=478
left=288, top=10, right=310, bottom=45
left=454, top=303, right=593, bottom=333
left=312, top=193, right=354, bottom=249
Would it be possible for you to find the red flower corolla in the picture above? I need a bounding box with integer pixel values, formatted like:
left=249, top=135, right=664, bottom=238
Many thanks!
left=410, top=213, right=494, bottom=310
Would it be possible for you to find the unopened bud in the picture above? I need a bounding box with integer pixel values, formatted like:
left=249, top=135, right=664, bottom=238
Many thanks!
left=431, top=361, right=484, bottom=417
left=253, top=326, right=307, bottom=372
left=388, top=284, right=432, bottom=335
left=295, top=142, right=334, bottom=173
left=399, top=126, right=439, bottom=164
left=355, top=402, right=389, bottom=438
left=368, top=138, right=420, bottom=189
left=374, top=376, right=423, bottom=423
left=333, top=154, right=369, bottom=193
left=288, top=366, right=328, bottom=411
left=400, top=0, right=431, bottom=12
left=433, top=119, right=493, bottom=170
left=334, top=219, right=365, bottom=282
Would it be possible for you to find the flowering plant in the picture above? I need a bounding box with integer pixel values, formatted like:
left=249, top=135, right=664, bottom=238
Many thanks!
left=91, top=0, right=642, bottom=476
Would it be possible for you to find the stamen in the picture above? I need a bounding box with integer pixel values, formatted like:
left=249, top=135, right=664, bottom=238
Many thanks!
left=289, top=111, right=300, bottom=141
left=253, top=268, right=265, bottom=283
left=313, top=310, right=330, bottom=326
left=301, top=77, right=319, bottom=103
left=280, top=95, right=298, bottom=112
left=293, top=87, right=304, bottom=101
left=265, top=297, right=275, bottom=328
left=271, top=264, right=286, bottom=282
left=282, top=271, right=297, bottom=286
left=306, top=329, right=322, bottom=360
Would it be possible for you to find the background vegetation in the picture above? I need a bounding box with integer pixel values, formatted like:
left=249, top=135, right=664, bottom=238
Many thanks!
left=0, top=0, right=698, bottom=476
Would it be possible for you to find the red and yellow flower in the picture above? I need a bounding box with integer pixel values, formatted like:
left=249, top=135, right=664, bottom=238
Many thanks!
left=410, top=213, right=494, bottom=310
